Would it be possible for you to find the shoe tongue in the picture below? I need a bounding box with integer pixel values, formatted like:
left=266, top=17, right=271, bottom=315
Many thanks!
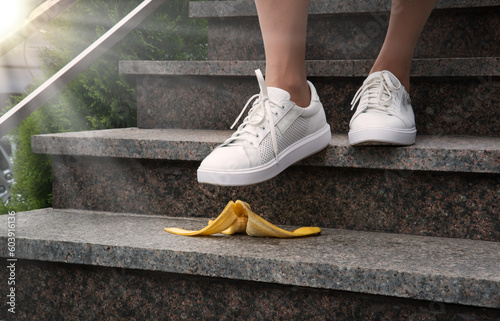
left=383, top=71, right=401, bottom=87
left=267, top=87, right=291, bottom=102
left=367, top=71, right=400, bottom=87
left=365, top=72, right=381, bottom=83
left=246, top=87, right=290, bottom=123
left=364, top=71, right=401, bottom=102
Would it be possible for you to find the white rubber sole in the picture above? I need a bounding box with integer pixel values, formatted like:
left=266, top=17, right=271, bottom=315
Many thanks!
left=348, top=127, right=416, bottom=146
left=197, top=124, right=332, bottom=186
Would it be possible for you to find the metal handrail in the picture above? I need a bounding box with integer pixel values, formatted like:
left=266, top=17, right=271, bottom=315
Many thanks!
left=0, top=0, right=166, bottom=138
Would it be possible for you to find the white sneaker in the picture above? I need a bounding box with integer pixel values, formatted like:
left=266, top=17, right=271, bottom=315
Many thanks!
left=197, top=69, right=331, bottom=186
left=348, top=70, right=416, bottom=146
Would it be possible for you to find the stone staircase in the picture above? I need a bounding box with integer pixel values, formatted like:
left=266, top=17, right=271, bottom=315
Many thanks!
left=1, top=0, right=499, bottom=319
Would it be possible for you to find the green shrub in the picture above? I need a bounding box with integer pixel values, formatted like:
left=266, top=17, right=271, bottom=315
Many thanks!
left=0, top=0, right=207, bottom=213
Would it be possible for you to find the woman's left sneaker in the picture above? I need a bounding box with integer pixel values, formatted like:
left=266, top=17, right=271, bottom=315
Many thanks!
left=349, top=70, right=417, bottom=146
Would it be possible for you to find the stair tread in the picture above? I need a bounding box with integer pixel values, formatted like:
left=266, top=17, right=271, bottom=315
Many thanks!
left=119, top=57, right=500, bottom=77
left=189, top=0, right=500, bottom=18
left=1, top=208, right=498, bottom=308
left=32, top=128, right=500, bottom=173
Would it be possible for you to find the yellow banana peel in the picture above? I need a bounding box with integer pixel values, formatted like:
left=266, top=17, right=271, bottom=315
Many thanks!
left=164, top=200, right=321, bottom=238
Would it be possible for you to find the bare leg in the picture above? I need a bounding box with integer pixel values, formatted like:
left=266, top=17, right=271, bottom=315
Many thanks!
left=371, top=0, right=437, bottom=90
left=197, top=0, right=331, bottom=185
left=255, top=0, right=310, bottom=107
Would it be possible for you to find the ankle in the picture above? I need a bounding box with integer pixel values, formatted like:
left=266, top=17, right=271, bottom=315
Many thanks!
left=266, top=80, right=311, bottom=107
left=288, top=83, right=311, bottom=107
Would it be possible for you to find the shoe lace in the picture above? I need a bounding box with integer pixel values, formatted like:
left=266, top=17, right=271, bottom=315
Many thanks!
left=350, top=71, right=400, bottom=115
left=224, top=69, right=280, bottom=161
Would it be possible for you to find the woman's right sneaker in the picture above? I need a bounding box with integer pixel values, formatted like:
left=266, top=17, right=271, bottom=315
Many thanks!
left=197, top=69, right=331, bottom=186
left=348, top=70, right=417, bottom=146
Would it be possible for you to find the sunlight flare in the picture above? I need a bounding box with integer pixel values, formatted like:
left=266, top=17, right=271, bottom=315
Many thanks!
left=0, top=0, right=27, bottom=35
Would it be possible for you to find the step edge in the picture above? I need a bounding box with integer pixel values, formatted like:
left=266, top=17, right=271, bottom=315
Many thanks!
left=189, top=0, right=500, bottom=18
left=31, top=128, right=500, bottom=173
left=118, top=57, right=500, bottom=77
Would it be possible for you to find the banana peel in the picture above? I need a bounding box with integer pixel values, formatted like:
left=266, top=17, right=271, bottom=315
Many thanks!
left=164, top=200, right=321, bottom=238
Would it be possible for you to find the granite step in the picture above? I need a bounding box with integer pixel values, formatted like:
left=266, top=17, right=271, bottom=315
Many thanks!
left=32, top=128, right=500, bottom=173
left=119, top=58, right=500, bottom=136
left=188, top=0, right=500, bottom=60
left=1, top=208, right=499, bottom=315
left=190, top=0, right=500, bottom=17
left=32, top=128, right=500, bottom=241
left=3, top=260, right=499, bottom=321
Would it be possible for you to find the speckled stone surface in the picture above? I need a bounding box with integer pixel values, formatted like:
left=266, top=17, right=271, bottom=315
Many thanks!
left=49, top=155, right=500, bottom=241
left=190, top=0, right=500, bottom=18
left=31, top=128, right=500, bottom=173
left=0, top=209, right=499, bottom=309
left=2, top=260, right=499, bottom=321
left=193, top=4, right=499, bottom=60
left=122, top=69, right=500, bottom=136
left=119, top=58, right=499, bottom=77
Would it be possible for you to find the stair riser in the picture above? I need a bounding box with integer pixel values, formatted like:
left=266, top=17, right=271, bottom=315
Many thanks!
left=136, top=75, right=500, bottom=136
left=207, top=8, right=499, bottom=61
left=3, top=260, right=497, bottom=320
left=52, top=155, right=500, bottom=242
